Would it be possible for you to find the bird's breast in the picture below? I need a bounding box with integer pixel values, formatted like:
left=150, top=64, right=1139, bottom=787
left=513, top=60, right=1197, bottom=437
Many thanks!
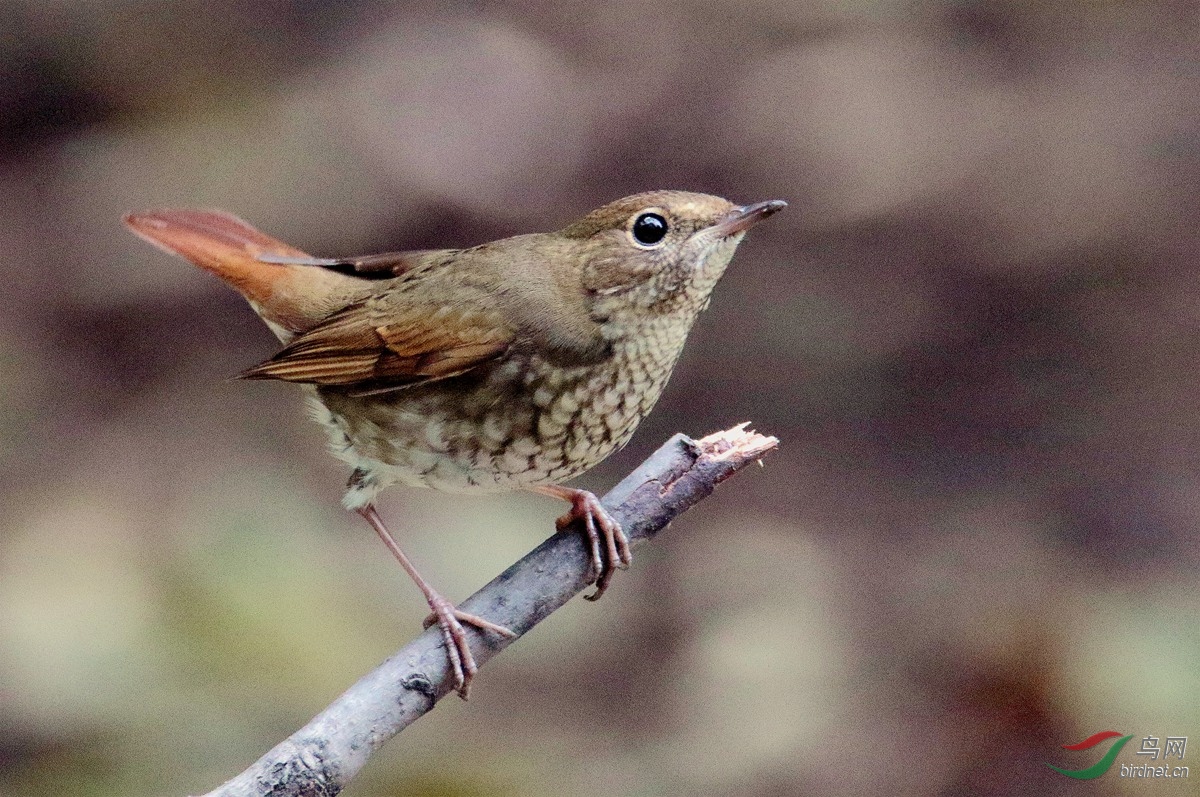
left=317, top=317, right=693, bottom=503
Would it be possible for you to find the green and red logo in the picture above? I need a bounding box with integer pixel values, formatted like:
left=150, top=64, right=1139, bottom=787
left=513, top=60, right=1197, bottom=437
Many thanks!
left=1047, top=731, right=1134, bottom=780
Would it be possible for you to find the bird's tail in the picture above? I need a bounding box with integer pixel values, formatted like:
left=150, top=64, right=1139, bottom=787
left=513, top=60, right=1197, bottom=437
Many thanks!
left=123, top=209, right=365, bottom=340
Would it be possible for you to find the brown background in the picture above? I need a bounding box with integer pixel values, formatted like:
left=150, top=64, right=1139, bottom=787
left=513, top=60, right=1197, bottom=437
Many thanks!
left=1, top=2, right=1197, bottom=795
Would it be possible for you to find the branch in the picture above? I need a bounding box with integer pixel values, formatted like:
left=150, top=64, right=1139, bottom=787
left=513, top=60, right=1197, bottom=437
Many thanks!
left=199, top=423, right=779, bottom=797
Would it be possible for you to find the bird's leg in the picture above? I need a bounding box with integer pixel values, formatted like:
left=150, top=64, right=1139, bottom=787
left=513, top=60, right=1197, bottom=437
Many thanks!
left=357, top=505, right=515, bottom=700
left=530, top=484, right=632, bottom=601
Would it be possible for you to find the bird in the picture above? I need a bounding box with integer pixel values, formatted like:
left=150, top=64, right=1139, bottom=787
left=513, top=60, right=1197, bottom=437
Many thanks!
left=124, top=190, right=785, bottom=697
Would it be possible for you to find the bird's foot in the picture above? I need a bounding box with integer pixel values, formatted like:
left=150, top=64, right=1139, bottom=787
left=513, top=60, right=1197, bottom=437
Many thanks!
left=536, top=486, right=631, bottom=601
left=357, top=503, right=515, bottom=700
left=422, top=593, right=517, bottom=700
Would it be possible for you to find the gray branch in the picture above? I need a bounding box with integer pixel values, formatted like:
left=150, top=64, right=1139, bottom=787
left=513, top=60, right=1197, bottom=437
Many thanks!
left=199, top=423, right=779, bottom=797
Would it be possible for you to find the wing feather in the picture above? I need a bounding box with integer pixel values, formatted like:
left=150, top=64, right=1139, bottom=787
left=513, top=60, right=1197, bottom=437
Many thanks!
left=240, top=297, right=513, bottom=390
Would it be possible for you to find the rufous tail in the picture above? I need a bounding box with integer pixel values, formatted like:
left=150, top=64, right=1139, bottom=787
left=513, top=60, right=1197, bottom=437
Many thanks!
left=123, top=209, right=366, bottom=339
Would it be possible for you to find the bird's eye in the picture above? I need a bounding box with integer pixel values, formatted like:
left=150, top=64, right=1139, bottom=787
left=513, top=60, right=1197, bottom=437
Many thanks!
left=630, top=212, right=668, bottom=247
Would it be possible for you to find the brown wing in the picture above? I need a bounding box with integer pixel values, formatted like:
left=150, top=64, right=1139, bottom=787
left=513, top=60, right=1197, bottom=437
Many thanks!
left=239, top=296, right=513, bottom=392
left=256, top=249, right=456, bottom=279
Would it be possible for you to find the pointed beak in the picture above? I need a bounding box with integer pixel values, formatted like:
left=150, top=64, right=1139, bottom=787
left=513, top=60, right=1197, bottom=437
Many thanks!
left=710, top=199, right=787, bottom=237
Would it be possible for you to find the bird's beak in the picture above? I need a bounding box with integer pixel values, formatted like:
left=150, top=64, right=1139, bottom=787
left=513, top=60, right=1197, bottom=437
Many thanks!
left=710, top=199, right=788, bottom=237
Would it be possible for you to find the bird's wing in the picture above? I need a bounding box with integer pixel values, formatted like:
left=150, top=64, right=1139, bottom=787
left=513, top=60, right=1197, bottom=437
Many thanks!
left=256, top=249, right=456, bottom=279
left=239, top=294, right=514, bottom=393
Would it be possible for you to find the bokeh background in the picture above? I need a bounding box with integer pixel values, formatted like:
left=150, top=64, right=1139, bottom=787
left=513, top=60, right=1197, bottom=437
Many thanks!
left=2, top=1, right=1198, bottom=795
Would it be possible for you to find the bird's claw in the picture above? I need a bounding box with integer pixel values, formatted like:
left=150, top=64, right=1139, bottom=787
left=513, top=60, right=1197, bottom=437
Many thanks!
left=423, top=595, right=516, bottom=700
left=554, top=490, right=632, bottom=601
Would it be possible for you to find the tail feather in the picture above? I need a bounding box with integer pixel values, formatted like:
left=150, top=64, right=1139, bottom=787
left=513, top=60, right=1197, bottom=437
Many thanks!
left=124, top=209, right=367, bottom=338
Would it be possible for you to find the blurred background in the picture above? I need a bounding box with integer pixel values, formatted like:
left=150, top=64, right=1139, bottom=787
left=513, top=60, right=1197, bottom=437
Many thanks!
left=1, top=1, right=1198, bottom=795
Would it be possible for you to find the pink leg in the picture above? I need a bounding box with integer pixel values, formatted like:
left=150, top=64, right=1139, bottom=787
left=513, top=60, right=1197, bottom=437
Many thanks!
left=358, top=505, right=515, bottom=699
left=530, top=484, right=632, bottom=601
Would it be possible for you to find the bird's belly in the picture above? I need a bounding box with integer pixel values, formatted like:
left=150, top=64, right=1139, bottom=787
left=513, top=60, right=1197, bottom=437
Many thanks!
left=309, top=353, right=669, bottom=508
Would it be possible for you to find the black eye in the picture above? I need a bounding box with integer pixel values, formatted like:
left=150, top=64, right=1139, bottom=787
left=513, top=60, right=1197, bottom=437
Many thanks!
left=631, top=212, right=668, bottom=246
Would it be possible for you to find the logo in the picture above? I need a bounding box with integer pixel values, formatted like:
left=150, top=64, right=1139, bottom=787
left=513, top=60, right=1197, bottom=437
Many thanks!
left=1048, top=731, right=1189, bottom=780
left=1047, top=731, right=1133, bottom=780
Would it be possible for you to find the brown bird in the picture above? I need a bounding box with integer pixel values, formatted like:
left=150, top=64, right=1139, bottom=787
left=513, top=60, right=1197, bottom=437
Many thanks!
left=124, top=190, right=785, bottom=697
